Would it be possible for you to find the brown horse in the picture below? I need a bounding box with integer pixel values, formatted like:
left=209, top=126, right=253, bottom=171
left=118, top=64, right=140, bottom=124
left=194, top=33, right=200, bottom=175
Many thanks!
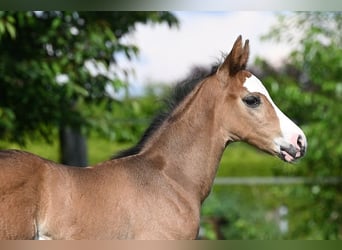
left=0, top=36, right=307, bottom=239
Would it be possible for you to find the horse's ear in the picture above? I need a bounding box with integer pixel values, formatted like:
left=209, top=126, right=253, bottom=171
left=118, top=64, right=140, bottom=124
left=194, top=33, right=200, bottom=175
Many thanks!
left=217, top=35, right=249, bottom=83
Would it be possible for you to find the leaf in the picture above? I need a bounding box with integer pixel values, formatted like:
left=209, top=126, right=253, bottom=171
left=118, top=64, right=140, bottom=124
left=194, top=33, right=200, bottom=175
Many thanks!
left=71, top=83, right=89, bottom=97
left=5, top=22, right=15, bottom=39
left=51, top=18, right=61, bottom=29
left=0, top=21, right=5, bottom=35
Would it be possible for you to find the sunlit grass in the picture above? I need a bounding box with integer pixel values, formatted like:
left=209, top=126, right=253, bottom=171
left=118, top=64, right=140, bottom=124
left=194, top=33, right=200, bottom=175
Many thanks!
left=218, top=142, right=283, bottom=177
left=0, top=139, right=60, bottom=162
left=0, top=135, right=131, bottom=166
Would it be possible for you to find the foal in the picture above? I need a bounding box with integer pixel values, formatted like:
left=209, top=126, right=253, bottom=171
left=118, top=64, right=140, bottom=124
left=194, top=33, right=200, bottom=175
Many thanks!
left=0, top=36, right=306, bottom=239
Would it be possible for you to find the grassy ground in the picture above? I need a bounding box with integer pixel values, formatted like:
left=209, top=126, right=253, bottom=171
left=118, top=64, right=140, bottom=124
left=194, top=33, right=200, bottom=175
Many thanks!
left=218, top=142, right=282, bottom=177
left=0, top=135, right=130, bottom=166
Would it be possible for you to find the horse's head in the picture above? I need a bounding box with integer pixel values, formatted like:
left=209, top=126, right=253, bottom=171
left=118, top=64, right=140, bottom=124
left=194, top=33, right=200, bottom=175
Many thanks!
left=215, top=35, right=307, bottom=162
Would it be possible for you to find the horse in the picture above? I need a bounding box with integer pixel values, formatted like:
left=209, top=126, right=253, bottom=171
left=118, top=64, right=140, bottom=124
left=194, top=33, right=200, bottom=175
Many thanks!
left=0, top=36, right=307, bottom=239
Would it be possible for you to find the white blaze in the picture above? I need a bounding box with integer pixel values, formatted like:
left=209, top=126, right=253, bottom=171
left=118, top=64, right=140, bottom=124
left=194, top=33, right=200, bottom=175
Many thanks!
left=243, top=75, right=307, bottom=151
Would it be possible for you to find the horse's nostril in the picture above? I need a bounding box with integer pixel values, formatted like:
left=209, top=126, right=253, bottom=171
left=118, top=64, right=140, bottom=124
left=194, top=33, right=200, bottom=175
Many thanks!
left=297, top=135, right=303, bottom=148
left=296, top=135, right=307, bottom=156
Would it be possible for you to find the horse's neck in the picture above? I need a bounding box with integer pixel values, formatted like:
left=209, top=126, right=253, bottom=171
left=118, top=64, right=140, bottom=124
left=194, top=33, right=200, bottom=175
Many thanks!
left=141, top=80, right=226, bottom=202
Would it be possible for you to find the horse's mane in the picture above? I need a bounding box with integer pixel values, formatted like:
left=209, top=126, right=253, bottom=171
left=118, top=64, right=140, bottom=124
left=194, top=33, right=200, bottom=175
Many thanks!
left=113, top=64, right=219, bottom=159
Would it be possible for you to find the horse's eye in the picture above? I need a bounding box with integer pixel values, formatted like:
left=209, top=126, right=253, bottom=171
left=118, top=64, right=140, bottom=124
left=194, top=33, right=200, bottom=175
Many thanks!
left=243, top=95, right=261, bottom=108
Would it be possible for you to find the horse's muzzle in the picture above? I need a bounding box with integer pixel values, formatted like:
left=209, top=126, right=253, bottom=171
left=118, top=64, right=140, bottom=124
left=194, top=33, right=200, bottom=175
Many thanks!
left=279, top=135, right=307, bottom=163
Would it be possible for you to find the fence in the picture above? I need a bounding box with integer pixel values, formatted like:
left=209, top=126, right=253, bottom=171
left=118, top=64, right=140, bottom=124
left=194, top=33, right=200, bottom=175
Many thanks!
left=213, top=176, right=342, bottom=185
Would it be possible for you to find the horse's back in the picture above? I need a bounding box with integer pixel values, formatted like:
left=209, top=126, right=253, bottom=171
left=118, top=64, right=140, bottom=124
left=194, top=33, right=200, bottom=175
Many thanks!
left=0, top=150, right=47, bottom=239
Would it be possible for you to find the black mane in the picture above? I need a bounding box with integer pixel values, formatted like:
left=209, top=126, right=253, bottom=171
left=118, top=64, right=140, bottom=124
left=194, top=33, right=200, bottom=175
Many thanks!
left=113, top=64, right=218, bottom=159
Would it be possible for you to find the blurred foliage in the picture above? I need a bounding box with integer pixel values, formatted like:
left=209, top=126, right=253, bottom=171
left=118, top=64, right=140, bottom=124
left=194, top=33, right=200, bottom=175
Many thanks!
left=0, top=11, right=178, bottom=145
left=201, top=185, right=284, bottom=240
left=259, top=12, right=342, bottom=174
left=108, top=84, right=170, bottom=142
left=253, top=12, right=341, bottom=239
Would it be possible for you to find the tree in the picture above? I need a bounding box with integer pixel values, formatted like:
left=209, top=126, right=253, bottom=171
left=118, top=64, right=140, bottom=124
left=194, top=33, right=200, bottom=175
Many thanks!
left=256, top=12, right=342, bottom=239
left=0, top=11, right=178, bottom=166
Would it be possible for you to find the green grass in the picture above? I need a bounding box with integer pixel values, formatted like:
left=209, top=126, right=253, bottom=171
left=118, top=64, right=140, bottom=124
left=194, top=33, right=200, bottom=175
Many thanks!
left=0, top=136, right=131, bottom=165
left=218, top=142, right=282, bottom=177
left=87, top=136, right=132, bottom=165
left=0, top=139, right=61, bottom=162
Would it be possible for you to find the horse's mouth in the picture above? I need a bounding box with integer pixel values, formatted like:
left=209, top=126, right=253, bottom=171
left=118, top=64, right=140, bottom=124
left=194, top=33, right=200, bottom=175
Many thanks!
left=279, top=145, right=304, bottom=163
